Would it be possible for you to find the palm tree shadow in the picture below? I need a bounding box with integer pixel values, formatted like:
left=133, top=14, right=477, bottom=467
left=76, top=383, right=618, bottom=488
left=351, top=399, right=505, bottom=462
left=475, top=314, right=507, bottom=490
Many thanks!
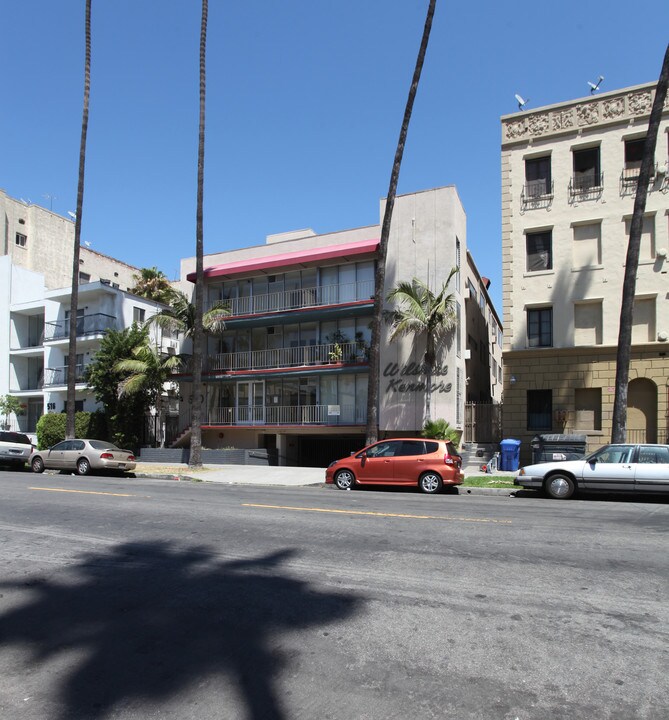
left=0, top=542, right=361, bottom=719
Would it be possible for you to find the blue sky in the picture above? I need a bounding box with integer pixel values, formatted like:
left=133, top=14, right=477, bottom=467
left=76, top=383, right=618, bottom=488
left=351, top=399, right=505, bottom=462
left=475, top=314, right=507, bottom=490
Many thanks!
left=1, top=1, right=667, bottom=313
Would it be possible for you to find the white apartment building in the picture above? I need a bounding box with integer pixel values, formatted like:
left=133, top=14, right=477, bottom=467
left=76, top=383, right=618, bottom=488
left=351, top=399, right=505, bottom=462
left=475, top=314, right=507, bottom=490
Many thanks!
left=1, top=190, right=169, bottom=435
left=501, top=82, right=669, bottom=461
left=176, top=186, right=502, bottom=465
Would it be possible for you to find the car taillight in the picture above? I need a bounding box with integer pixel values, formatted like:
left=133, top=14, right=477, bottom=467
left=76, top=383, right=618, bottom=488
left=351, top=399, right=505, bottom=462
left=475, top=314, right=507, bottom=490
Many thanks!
left=128, top=455, right=135, bottom=462
left=100, top=452, right=114, bottom=459
left=444, top=455, right=455, bottom=465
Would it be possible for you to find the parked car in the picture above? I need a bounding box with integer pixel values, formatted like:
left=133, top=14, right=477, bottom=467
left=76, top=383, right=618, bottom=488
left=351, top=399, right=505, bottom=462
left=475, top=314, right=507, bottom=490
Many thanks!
left=0, top=431, right=34, bottom=469
left=30, top=439, right=136, bottom=476
left=515, top=443, right=669, bottom=499
left=326, top=438, right=463, bottom=494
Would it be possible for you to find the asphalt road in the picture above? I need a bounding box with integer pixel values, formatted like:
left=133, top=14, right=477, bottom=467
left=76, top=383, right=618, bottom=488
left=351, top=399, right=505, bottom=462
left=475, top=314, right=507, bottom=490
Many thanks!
left=0, top=470, right=667, bottom=720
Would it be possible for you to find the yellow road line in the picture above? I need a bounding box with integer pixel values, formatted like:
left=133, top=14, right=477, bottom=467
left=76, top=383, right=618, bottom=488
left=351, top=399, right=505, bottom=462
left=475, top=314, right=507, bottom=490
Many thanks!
left=30, top=487, right=135, bottom=498
left=243, top=503, right=512, bottom=524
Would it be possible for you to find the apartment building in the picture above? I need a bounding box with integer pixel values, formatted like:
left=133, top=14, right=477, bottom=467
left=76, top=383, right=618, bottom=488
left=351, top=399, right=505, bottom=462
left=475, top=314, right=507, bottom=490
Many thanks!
left=1, top=191, right=168, bottom=435
left=176, top=186, right=502, bottom=466
left=1, top=189, right=138, bottom=290
left=501, top=82, right=669, bottom=461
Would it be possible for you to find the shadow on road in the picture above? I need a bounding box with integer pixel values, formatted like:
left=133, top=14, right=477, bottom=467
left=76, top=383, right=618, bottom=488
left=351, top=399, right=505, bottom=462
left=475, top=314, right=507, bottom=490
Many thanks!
left=0, top=542, right=361, bottom=719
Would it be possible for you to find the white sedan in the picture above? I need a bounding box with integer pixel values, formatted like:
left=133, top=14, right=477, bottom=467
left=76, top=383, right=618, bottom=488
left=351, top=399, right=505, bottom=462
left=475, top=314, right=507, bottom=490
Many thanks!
left=515, top=443, right=669, bottom=499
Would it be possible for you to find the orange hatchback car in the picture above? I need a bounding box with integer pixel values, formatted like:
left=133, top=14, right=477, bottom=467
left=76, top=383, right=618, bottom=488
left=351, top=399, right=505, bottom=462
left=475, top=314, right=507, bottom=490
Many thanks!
left=325, top=438, right=463, bottom=494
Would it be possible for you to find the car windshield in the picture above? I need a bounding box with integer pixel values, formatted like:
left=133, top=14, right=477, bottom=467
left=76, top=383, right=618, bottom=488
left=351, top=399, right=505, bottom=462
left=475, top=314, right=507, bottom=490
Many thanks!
left=0, top=432, right=31, bottom=445
left=89, top=440, right=119, bottom=451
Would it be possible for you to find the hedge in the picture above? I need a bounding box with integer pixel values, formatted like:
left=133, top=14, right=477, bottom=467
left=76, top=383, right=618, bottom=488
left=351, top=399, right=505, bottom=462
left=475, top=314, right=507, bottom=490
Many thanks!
left=36, top=411, right=107, bottom=450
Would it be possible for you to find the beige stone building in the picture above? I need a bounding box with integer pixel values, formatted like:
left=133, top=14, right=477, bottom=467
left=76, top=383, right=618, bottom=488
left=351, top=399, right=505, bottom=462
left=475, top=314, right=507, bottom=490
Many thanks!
left=501, top=82, right=669, bottom=462
left=1, top=188, right=138, bottom=290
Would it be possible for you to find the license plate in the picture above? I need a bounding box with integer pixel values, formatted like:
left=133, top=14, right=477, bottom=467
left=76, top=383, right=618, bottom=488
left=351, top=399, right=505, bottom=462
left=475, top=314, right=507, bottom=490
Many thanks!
left=118, top=463, right=126, bottom=469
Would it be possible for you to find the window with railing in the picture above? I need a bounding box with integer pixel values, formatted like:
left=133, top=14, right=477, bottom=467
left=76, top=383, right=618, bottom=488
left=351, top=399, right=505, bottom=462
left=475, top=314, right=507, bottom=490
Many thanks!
left=570, top=146, right=602, bottom=196
left=44, top=313, right=117, bottom=341
left=524, top=156, right=552, bottom=199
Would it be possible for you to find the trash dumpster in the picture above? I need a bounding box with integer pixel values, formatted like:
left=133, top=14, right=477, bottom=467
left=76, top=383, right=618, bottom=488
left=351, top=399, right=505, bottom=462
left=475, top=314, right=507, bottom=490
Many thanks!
left=531, top=434, right=587, bottom=464
left=499, top=439, right=522, bottom=471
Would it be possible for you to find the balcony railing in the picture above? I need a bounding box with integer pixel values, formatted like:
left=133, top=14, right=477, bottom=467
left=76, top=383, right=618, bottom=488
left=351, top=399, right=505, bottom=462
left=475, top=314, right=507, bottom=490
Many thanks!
left=207, top=341, right=368, bottom=373
left=206, top=279, right=375, bottom=317
left=568, top=172, right=604, bottom=199
left=44, top=313, right=117, bottom=341
left=205, top=404, right=366, bottom=426
left=43, top=364, right=86, bottom=387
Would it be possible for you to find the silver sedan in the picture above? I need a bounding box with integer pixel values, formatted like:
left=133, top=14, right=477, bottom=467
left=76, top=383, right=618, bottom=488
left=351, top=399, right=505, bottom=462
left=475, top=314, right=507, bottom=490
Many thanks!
left=515, top=443, right=669, bottom=499
left=31, top=439, right=136, bottom=476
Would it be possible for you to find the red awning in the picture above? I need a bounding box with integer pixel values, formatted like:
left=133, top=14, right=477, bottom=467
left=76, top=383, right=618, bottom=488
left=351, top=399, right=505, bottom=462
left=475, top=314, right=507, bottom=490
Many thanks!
left=187, top=238, right=379, bottom=282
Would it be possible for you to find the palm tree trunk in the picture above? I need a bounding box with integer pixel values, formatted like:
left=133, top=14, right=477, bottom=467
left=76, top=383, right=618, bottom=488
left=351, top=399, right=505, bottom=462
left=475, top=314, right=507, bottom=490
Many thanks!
left=366, top=0, right=437, bottom=445
left=190, top=0, right=208, bottom=468
left=66, top=0, right=92, bottom=439
left=611, top=45, right=669, bottom=443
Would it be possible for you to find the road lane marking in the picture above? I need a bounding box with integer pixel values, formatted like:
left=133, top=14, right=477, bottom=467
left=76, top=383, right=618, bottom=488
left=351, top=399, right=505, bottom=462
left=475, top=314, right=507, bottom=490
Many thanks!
left=30, top=487, right=135, bottom=498
left=242, top=503, right=512, bottom=524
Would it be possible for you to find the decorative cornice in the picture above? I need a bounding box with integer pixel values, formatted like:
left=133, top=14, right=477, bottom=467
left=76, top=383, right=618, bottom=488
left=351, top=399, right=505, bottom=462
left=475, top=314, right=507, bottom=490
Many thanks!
left=502, top=83, right=667, bottom=145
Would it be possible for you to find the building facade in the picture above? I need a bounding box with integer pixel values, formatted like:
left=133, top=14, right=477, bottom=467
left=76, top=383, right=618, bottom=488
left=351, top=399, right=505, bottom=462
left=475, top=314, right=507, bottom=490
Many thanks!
left=501, top=82, right=669, bottom=461
left=1, top=191, right=169, bottom=436
left=176, top=186, right=502, bottom=466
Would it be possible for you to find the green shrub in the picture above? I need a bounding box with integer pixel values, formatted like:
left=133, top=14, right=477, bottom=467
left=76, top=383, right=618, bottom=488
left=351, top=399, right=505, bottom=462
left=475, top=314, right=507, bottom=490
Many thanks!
left=36, top=411, right=108, bottom=450
left=421, top=418, right=461, bottom=447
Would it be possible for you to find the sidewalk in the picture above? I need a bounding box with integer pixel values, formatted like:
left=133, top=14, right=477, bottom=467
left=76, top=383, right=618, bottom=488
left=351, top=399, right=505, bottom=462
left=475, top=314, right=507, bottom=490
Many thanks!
left=132, top=462, right=517, bottom=495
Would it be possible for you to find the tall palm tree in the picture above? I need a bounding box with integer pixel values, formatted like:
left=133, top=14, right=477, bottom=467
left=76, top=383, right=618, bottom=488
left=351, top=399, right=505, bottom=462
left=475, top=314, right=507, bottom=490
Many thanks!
left=385, top=269, right=458, bottom=425
left=115, top=340, right=182, bottom=447
left=66, top=0, right=92, bottom=439
left=130, top=267, right=175, bottom=304
left=366, top=0, right=437, bottom=445
left=190, top=0, right=208, bottom=468
left=611, top=44, right=669, bottom=443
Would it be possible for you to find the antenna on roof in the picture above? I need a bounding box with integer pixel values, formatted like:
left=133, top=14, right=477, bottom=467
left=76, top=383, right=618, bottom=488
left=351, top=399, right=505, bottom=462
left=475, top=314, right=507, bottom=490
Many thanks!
left=515, top=94, right=529, bottom=111
left=588, top=75, right=604, bottom=94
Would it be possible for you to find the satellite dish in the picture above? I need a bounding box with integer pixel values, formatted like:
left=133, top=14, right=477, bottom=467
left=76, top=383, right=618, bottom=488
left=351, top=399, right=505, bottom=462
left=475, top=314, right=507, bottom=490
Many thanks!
left=515, top=94, right=529, bottom=110
left=588, top=76, right=604, bottom=94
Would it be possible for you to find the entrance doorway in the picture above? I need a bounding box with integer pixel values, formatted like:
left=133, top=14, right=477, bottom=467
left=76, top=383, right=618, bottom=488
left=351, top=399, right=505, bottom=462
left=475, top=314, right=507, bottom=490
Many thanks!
left=237, top=381, right=264, bottom=424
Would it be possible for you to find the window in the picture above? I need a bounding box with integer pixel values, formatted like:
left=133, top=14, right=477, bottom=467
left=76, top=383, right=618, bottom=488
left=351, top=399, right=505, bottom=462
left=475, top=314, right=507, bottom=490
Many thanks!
left=572, top=146, right=601, bottom=191
left=525, top=156, right=552, bottom=197
left=498, top=364, right=502, bottom=383
left=624, top=137, right=645, bottom=172
left=15, top=232, right=27, bottom=247
left=78, top=272, right=91, bottom=284
left=527, top=308, right=552, bottom=347
left=527, top=389, right=552, bottom=430
left=572, top=222, right=602, bottom=268
left=479, top=288, right=486, bottom=313
left=526, top=230, right=552, bottom=271
left=638, top=446, right=669, bottom=463
left=455, top=303, right=461, bottom=358
left=632, top=297, right=656, bottom=343
left=467, top=279, right=477, bottom=303
left=574, top=301, right=602, bottom=345
left=625, top=215, right=655, bottom=261
left=133, top=307, right=146, bottom=324
left=455, top=238, right=461, bottom=291
left=575, top=388, right=602, bottom=431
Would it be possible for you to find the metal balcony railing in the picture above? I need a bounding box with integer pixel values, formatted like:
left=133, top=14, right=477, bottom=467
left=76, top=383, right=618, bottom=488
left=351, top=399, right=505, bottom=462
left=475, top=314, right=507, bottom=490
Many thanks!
left=43, top=364, right=86, bottom=387
left=44, top=313, right=117, bottom=341
left=569, top=172, right=604, bottom=198
left=207, top=341, right=368, bottom=373
left=206, top=279, right=375, bottom=317
left=205, top=404, right=366, bottom=426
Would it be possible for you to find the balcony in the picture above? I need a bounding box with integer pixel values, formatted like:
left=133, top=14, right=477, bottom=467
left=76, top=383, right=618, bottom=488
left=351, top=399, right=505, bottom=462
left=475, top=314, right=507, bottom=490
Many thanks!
left=207, top=280, right=375, bottom=318
left=44, top=313, right=116, bottom=342
left=206, top=341, right=369, bottom=373
left=205, top=404, right=366, bottom=426
left=568, top=172, right=604, bottom=201
left=620, top=164, right=658, bottom=195
left=521, top=180, right=554, bottom=210
left=43, top=365, right=87, bottom=387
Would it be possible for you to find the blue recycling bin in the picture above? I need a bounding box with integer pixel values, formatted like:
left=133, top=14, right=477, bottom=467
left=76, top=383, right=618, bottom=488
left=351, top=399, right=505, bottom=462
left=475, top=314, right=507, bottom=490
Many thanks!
left=499, top=439, right=522, bottom=471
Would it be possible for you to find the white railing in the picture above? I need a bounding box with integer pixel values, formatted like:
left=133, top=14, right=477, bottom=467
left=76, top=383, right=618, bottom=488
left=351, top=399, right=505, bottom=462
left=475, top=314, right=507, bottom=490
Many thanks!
left=205, top=404, right=366, bottom=426
left=208, top=341, right=368, bottom=372
left=206, top=279, right=374, bottom=317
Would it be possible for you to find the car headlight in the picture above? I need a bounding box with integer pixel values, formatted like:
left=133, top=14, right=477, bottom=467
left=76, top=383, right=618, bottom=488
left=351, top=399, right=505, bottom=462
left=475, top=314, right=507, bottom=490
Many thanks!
left=327, top=460, right=338, bottom=469
left=518, top=468, right=525, bottom=476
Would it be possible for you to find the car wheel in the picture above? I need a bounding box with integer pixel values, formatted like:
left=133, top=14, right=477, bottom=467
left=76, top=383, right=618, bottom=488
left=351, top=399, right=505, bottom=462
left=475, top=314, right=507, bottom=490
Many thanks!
left=419, top=472, right=443, bottom=494
left=544, top=473, right=575, bottom=500
left=31, top=456, right=45, bottom=474
left=76, top=458, right=91, bottom=476
left=334, top=469, right=355, bottom=490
